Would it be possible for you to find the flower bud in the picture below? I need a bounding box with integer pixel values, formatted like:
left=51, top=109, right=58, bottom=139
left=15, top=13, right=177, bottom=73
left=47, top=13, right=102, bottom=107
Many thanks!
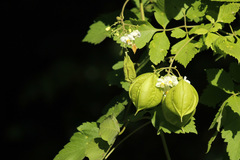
left=162, top=78, right=199, bottom=127
left=129, top=73, right=164, bottom=114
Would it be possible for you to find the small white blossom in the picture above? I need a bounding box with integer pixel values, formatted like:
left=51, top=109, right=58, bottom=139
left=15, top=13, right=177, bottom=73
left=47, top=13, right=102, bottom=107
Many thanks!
left=120, top=30, right=141, bottom=45
left=156, top=77, right=165, bottom=88
left=183, top=76, right=191, bottom=84
left=130, top=30, right=141, bottom=38
left=120, top=35, right=132, bottom=45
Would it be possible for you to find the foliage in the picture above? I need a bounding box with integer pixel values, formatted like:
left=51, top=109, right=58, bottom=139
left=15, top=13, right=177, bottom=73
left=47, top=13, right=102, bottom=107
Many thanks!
left=54, top=0, right=240, bottom=160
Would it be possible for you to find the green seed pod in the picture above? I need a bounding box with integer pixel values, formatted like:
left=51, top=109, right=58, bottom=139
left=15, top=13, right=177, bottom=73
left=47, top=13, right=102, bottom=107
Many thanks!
left=123, top=52, right=136, bottom=83
left=129, top=73, right=164, bottom=114
left=162, top=78, right=199, bottom=127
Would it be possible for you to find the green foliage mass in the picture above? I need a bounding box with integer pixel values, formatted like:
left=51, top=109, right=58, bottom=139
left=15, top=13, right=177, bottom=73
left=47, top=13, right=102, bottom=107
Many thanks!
left=55, top=0, right=240, bottom=160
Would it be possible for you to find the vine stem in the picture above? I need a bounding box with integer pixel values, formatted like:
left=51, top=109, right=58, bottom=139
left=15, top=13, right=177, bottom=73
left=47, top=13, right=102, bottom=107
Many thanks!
left=104, top=121, right=151, bottom=159
left=120, top=0, right=130, bottom=30
left=160, top=131, right=171, bottom=160
left=140, top=0, right=145, bottom=21
left=168, top=35, right=197, bottom=74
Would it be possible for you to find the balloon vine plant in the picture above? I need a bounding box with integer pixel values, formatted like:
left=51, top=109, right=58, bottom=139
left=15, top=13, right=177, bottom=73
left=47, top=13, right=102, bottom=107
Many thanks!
left=54, top=0, right=240, bottom=160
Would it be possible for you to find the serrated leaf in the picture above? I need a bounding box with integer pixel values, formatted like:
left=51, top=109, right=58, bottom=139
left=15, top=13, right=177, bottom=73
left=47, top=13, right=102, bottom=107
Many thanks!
left=171, top=28, right=186, bottom=38
left=171, top=37, right=202, bottom=67
left=97, top=96, right=126, bottom=123
left=99, top=116, right=120, bottom=145
left=186, top=0, right=208, bottom=23
left=215, top=37, right=240, bottom=63
left=82, top=21, right=109, bottom=44
left=205, top=33, right=219, bottom=49
left=54, top=122, right=100, bottom=160
left=227, top=95, right=240, bottom=116
left=154, top=0, right=170, bottom=28
left=206, top=68, right=234, bottom=93
left=131, top=20, right=157, bottom=49
left=209, top=101, right=226, bottom=131
left=149, top=32, right=170, bottom=65
left=217, top=3, right=240, bottom=23
left=85, top=138, right=108, bottom=160
left=189, top=25, right=209, bottom=35
left=221, top=106, right=240, bottom=160
left=206, top=131, right=218, bottom=153
left=200, top=85, right=228, bottom=108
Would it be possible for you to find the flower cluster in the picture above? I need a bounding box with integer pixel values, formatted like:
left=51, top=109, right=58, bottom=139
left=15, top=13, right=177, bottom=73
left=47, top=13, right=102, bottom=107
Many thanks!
left=156, top=75, right=190, bottom=94
left=120, top=30, right=141, bottom=45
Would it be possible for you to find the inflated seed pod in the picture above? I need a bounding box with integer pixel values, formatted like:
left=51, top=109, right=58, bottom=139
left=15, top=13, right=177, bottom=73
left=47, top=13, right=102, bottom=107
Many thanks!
left=129, top=73, right=164, bottom=114
left=162, top=78, right=199, bottom=127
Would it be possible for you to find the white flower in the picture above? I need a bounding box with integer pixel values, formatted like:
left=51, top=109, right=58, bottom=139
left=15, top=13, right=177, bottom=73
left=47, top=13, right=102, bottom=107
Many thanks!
left=120, top=35, right=132, bottom=45
left=183, top=76, right=191, bottom=84
left=163, top=75, right=178, bottom=87
left=156, top=77, right=165, bottom=88
left=130, top=30, right=141, bottom=38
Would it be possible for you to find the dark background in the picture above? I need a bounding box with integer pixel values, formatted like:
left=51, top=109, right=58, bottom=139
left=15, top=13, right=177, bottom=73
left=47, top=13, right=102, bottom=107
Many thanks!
left=3, top=0, right=232, bottom=160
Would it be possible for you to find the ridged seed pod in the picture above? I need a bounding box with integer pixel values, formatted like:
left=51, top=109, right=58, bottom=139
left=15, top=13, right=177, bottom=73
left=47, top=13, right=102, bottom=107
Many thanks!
left=162, top=78, right=199, bottom=127
left=129, top=73, right=163, bottom=114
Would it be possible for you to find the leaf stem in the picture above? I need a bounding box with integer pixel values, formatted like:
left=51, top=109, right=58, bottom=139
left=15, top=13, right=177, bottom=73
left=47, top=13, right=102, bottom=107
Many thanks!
left=140, top=0, right=145, bottom=21
left=168, top=35, right=197, bottom=74
left=120, top=0, right=130, bottom=30
left=104, top=121, right=151, bottom=159
left=160, top=131, right=171, bottom=160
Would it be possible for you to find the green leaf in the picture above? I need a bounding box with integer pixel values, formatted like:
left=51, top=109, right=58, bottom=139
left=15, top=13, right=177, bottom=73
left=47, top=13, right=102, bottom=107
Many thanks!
left=54, top=122, right=100, bottom=160
left=206, top=68, right=234, bottom=93
left=206, top=131, right=218, bottom=153
left=200, top=85, right=228, bottom=108
left=170, top=28, right=186, bottom=38
left=154, top=0, right=170, bottom=28
left=205, top=32, right=219, bottom=49
left=189, top=24, right=209, bottom=35
left=214, top=37, right=240, bottom=63
left=221, top=106, right=240, bottom=160
left=171, top=36, right=203, bottom=67
left=97, top=94, right=126, bottom=123
left=131, top=20, right=157, bottom=49
left=227, top=94, right=240, bottom=116
left=217, top=3, right=240, bottom=23
left=82, top=21, right=109, bottom=44
left=99, top=116, right=120, bottom=145
left=149, top=32, right=170, bottom=65
left=209, top=101, right=226, bottom=131
left=112, top=61, right=123, bottom=70
left=186, top=0, right=208, bottom=23
left=85, top=138, right=108, bottom=160
left=151, top=106, right=197, bottom=134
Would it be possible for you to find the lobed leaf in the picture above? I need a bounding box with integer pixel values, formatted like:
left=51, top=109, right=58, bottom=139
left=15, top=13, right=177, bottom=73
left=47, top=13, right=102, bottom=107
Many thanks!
left=54, top=122, right=102, bottom=160
left=170, top=28, right=186, bottom=38
left=149, top=32, right=170, bottom=65
left=99, top=116, right=120, bottom=145
left=171, top=36, right=203, bottom=67
left=217, top=3, right=240, bottom=23
left=82, top=21, right=110, bottom=44
left=130, top=20, right=157, bottom=49
left=227, top=95, right=240, bottom=116
left=221, top=106, right=240, bottom=160
left=186, top=0, right=208, bottom=23
left=206, top=68, right=234, bottom=93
